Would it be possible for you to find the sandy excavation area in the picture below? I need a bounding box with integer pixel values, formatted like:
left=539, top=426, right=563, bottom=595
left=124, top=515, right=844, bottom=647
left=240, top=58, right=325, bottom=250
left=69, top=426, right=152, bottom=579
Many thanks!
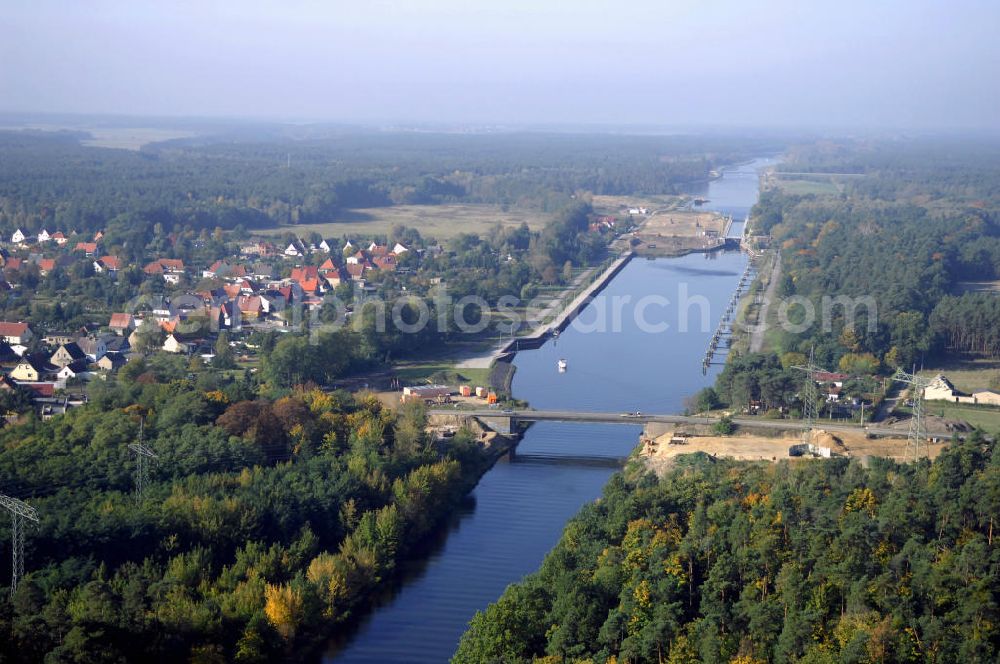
left=630, top=209, right=730, bottom=256
left=639, top=210, right=727, bottom=237
left=641, top=427, right=948, bottom=476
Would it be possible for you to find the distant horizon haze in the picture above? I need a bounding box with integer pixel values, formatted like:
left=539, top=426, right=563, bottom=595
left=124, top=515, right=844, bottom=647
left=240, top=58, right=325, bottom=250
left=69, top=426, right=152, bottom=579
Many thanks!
left=2, top=0, right=999, bottom=132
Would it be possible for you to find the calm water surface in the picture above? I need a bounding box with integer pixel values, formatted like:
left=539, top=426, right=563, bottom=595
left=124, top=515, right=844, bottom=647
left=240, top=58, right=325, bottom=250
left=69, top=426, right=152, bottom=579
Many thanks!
left=324, top=159, right=765, bottom=663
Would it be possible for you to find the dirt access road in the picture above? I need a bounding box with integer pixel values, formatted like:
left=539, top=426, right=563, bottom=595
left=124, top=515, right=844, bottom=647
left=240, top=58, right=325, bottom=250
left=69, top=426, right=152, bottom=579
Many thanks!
left=750, top=252, right=781, bottom=353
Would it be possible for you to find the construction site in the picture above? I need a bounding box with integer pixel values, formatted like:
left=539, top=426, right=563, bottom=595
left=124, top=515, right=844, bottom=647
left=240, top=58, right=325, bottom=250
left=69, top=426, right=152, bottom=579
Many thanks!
left=630, top=209, right=732, bottom=256
left=639, top=425, right=948, bottom=477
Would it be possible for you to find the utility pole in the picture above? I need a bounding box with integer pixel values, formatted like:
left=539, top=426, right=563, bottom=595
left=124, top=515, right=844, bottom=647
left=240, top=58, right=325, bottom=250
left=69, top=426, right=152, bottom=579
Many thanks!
left=128, top=419, right=158, bottom=503
left=891, top=367, right=932, bottom=461
left=1, top=493, right=38, bottom=598
left=792, top=347, right=826, bottom=443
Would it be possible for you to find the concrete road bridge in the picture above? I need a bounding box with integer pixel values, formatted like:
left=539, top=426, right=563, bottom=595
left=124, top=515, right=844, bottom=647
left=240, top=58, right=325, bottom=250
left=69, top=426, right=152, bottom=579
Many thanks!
left=427, top=408, right=955, bottom=440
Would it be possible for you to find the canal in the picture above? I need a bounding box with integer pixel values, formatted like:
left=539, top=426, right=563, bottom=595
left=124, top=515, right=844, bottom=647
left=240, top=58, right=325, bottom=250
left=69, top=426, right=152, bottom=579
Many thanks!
left=323, top=157, right=769, bottom=663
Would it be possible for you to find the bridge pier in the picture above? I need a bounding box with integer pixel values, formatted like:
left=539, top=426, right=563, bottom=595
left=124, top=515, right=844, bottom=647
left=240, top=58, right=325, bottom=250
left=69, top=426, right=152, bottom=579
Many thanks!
left=476, top=415, right=514, bottom=435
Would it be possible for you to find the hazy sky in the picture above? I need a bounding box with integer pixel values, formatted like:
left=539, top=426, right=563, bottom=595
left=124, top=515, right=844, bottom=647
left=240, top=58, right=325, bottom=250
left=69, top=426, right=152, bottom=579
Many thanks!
left=3, top=0, right=999, bottom=130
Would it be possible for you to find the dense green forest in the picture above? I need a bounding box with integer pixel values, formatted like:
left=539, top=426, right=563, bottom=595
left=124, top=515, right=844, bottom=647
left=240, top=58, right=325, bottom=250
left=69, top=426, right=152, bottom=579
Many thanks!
left=454, top=438, right=1000, bottom=663
left=709, top=139, right=1000, bottom=412
left=0, top=129, right=777, bottom=235
left=778, top=139, right=1000, bottom=208
left=929, top=294, right=1000, bottom=357
left=0, top=357, right=492, bottom=662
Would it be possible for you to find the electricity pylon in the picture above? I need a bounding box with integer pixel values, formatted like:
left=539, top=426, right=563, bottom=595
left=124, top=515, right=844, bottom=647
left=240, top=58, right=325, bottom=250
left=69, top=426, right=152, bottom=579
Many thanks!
left=892, top=367, right=932, bottom=461
left=1, top=493, right=38, bottom=598
left=792, top=348, right=827, bottom=443
left=128, top=419, right=157, bottom=503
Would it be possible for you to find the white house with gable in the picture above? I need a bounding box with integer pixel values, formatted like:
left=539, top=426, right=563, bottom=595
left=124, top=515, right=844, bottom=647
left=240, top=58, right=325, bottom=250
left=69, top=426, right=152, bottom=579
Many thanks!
left=924, top=373, right=1000, bottom=406
left=162, top=334, right=189, bottom=354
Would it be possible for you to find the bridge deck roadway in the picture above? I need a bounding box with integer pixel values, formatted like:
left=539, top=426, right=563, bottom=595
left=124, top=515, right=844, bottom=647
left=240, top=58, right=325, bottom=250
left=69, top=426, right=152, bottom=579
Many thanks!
left=428, top=409, right=952, bottom=440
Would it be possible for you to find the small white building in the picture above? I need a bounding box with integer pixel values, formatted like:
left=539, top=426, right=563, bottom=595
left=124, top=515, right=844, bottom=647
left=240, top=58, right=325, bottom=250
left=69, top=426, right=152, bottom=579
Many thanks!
left=10, top=229, right=25, bottom=244
left=924, top=374, right=961, bottom=401
left=972, top=390, right=1000, bottom=406
left=57, top=364, right=91, bottom=381
left=37, top=229, right=51, bottom=243
left=924, top=373, right=1000, bottom=406
left=93, top=255, right=122, bottom=275
left=162, top=334, right=188, bottom=354
left=0, top=321, right=33, bottom=345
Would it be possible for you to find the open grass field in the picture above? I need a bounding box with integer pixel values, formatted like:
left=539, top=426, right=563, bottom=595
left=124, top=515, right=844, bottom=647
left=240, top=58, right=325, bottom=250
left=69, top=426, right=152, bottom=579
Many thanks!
left=80, top=128, right=198, bottom=150
left=770, top=178, right=842, bottom=196
left=590, top=194, right=680, bottom=216
left=256, top=204, right=548, bottom=241
left=922, top=401, right=1000, bottom=432
left=0, top=124, right=198, bottom=150
left=392, top=362, right=490, bottom=388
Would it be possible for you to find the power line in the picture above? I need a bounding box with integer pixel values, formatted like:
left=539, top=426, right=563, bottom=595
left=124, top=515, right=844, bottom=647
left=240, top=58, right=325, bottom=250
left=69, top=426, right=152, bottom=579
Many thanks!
left=128, top=419, right=158, bottom=503
left=0, top=442, right=301, bottom=502
left=891, top=367, right=932, bottom=461
left=0, top=493, right=38, bottom=598
left=791, top=347, right=828, bottom=444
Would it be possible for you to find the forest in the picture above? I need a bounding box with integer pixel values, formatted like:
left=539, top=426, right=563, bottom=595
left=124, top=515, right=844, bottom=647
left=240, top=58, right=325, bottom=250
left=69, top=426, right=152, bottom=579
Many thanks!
left=0, top=357, right=493, bottom=662
left=929, top=293, right=1000, bottom=357
left=0, top=129, right=778, bottom=236
left=777, top=138, right=1000, bottom=207
left=711, top=139, right=1000, bottom=412
left=454, top=438, right=1000, bottom=663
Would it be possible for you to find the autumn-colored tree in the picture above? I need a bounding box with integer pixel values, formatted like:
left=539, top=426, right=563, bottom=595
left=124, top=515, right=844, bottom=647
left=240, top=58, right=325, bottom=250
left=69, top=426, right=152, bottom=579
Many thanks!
left=838, top=352, right=880, bottom=375
left=216, top=400, right=262, bottom=437
left=263, top=583, right=304, bottom=641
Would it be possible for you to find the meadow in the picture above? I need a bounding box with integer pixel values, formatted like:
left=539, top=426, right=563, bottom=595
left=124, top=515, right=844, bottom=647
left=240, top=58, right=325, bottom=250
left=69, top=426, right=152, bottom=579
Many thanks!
left=256, top=204, right=547, bottom=240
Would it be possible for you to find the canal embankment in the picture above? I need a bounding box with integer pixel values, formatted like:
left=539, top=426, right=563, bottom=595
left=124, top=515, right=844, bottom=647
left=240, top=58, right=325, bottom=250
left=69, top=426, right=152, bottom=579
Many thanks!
left=324, top=158, right=771, bottom=664
left=503, top=251, right=634, bottom=354
left=482, top=251, right=634, bottom=397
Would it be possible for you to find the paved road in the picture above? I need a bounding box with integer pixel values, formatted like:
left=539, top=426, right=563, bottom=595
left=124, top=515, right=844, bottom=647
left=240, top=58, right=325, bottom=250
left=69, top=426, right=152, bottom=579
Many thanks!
left=871, top=382, right=903, bottom=423
left=429, top=408, right=954, bottom=440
